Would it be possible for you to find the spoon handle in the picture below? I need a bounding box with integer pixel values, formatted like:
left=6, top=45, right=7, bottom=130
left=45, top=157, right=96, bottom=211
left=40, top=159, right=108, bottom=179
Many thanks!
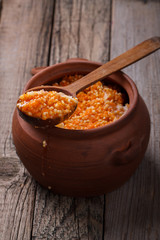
left=66, top=37, right=160, bottom=94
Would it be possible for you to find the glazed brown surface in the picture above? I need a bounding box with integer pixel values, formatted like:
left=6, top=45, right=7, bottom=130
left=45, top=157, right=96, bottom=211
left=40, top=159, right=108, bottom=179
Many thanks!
left=12, top=59, right=150, bottom=196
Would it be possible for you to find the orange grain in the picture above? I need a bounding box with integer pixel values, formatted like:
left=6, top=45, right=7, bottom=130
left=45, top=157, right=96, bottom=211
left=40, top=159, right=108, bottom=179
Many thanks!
left=55, top=75, right=129, bottom=130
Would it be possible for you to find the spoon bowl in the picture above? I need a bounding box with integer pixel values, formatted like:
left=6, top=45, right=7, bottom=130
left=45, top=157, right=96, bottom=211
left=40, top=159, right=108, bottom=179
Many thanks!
left=17, top=85, right=78, bottom=128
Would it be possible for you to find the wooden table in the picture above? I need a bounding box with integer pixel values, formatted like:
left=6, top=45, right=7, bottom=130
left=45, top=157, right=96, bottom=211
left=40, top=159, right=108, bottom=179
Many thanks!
left=0, top=1, right=160, bottom=239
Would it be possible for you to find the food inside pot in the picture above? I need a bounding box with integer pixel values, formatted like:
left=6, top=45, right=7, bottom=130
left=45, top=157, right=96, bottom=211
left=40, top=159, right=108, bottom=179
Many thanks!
left=17, top=90, right=78, bottom=121
left=17, top=75, right=129, bottom=129
left=52, top=74, right=129, bottom=130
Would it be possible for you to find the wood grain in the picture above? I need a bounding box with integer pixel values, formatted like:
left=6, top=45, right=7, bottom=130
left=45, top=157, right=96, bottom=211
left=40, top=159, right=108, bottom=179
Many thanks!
left=0, top=0, right=2, bottom=19
left=0, top=0, right=54, bottom=239
left=50, top=0, right=111, bottom=64
left=32, top=186, right=105, bottom=240
left=104, top=1, right=160, bottom=239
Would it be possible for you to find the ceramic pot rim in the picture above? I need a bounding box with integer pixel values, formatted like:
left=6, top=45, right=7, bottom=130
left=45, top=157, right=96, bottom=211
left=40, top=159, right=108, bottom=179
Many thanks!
left=24, top=59, right=139, bottom=136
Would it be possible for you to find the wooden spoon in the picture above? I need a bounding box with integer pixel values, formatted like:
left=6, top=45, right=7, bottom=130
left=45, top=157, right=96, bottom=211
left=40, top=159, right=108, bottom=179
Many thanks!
left=18, top=37, right=160, bottom=128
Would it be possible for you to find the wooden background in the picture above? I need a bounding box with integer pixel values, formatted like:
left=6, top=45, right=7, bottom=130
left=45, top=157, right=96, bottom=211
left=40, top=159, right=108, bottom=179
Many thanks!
left=0, top=0, right=160, bottom=239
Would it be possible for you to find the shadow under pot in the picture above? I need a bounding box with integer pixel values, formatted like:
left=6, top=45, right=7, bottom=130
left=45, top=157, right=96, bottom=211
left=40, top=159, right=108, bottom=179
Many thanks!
left=12, top=58, right=150, bottom=197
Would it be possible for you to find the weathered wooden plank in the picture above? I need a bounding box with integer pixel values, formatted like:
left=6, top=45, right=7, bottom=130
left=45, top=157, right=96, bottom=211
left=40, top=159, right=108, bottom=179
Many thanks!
left=0, top=0, right=54, bottom=239
left=31, top=0, right=111, bottom=239
left=104, top=1, right=160, bottom=239
left=0, top=0, right=2, bottom=18
left=51, top=0, right=111, bottom=64
left=32, top=186, right=105, bottom=240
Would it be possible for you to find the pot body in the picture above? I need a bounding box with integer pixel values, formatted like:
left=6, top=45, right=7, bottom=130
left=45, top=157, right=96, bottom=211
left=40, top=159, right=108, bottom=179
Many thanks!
left=12, top=59, right=150, bottom=197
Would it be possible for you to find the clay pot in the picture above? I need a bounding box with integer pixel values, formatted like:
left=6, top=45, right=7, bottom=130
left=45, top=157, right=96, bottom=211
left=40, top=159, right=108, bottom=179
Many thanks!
left=12, top=58, right=150, bottom=197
